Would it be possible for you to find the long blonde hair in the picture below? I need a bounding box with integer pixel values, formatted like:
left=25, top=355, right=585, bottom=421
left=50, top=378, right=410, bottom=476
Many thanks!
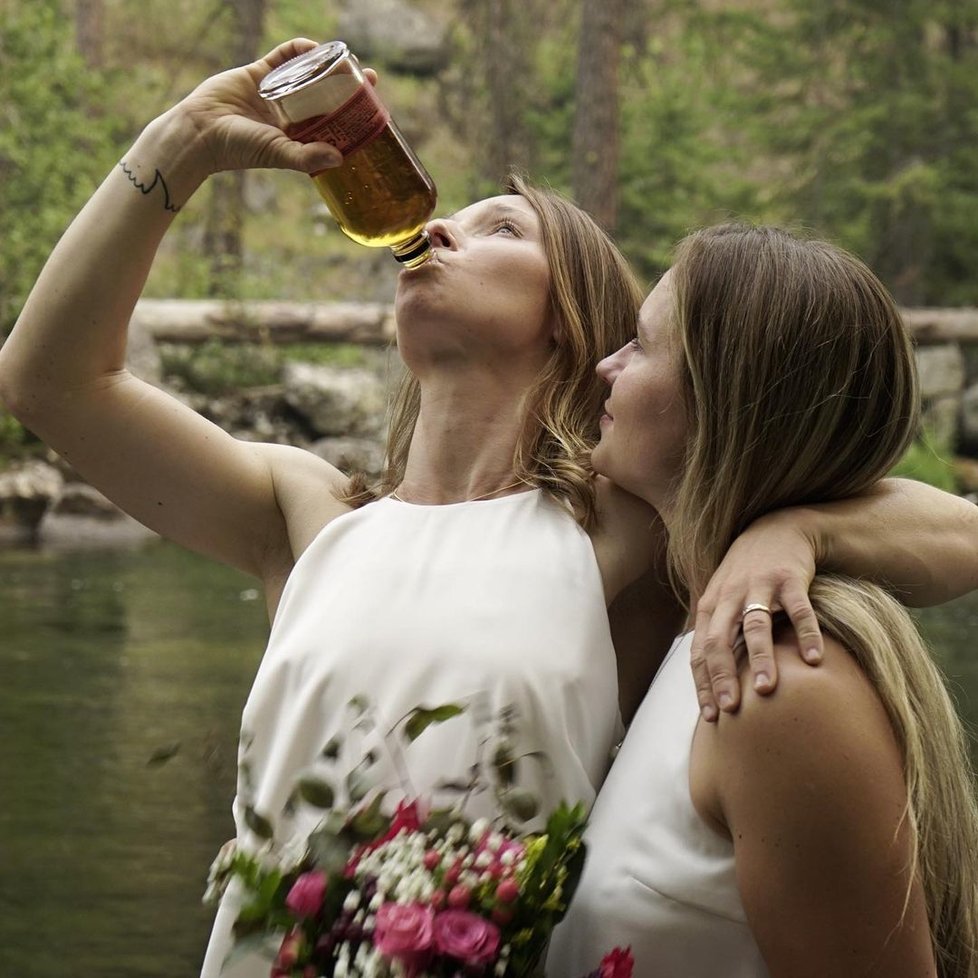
left=342, top=175, right=644, bottom=527
left=668, top=224, right=978, bottom=977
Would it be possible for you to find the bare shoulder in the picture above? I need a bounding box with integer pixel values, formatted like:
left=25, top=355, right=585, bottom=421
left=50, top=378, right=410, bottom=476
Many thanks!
left=691, top=625, right=935, bottom=976
left=695, top=629, right=907, bottom=836
left=252, top=443, right=354, bottom=571
left=590, top=475, right=664, bottom=601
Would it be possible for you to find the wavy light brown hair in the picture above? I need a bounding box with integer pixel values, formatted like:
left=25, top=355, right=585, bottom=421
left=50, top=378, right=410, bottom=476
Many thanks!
left=668, top=224, right=978, bottom=978
left=343, top=175, right=644, bottom=527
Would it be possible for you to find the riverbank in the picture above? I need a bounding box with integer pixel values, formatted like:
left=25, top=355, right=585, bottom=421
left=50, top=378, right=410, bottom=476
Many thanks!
left=3, top=299, right=978, bottom=545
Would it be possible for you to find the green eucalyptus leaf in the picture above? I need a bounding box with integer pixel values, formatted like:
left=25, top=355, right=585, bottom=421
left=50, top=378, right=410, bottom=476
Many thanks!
left=403, top=703, right=466, bottom=742
left=349, top=791, right=389, bottom=840
left=424, top=809, right=468, bottom=837
left=500, top=787, right=539, bottom=823
left=321, top=736, right=342, bottom=760
left=435, top=778, right=473, bottom=793
left=346, top=768, right=372, bottom=804
left=308, top=823, right=354, bottom=875
left=492, top=743, right=519, bottom=786
left=297, top=774, right=336, bottom=809
left=347, top=694, right=369, bottom=716
left=243, top=806, right=274, bottom=840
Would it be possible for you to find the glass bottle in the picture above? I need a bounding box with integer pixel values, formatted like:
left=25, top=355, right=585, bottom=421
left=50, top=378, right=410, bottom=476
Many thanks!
left=259, top=41, right=437, bottom=268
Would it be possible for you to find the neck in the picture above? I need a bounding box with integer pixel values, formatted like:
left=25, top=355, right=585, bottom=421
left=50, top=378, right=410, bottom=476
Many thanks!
left=397, top=370, right=534, bottom=504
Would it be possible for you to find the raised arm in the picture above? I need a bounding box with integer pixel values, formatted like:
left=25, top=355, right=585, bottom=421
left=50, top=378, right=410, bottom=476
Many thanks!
left=690, top=477, right=978, bottom=717
left=0, top=40, right=345, bottom=578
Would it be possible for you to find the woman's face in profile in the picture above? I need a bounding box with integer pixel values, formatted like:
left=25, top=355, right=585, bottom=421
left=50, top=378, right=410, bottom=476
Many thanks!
left=591, top=272, right=688, bottom=511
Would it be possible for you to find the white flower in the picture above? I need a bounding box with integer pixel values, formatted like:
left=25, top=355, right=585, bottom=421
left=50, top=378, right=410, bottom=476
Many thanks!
left=470, top=817, right=489, bottom=842
left=344, top=891, right=361, bottom=913
left=335, top=944, right=350, bottom=978
left=446, top=823, right=464, bottom=845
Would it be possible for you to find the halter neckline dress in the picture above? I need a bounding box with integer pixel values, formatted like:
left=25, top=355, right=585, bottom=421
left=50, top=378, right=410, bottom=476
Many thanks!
left=201, top=489, right=622, bottom=977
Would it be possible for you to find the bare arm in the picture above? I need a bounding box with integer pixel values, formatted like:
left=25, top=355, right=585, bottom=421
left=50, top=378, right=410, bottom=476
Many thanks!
left=692, top=641, right=936, bottom=978
left=691, top=477, right=978, bottom=717
left=0, top=40, right=345, bottom=577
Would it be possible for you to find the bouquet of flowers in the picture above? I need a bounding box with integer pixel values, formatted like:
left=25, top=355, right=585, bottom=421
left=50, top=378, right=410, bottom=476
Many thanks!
left=205, top=697, right=631, bottom=978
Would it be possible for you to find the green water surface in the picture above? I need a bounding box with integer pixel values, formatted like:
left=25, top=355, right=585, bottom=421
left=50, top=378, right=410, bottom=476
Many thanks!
left=0, top=541, right=976, bottom=976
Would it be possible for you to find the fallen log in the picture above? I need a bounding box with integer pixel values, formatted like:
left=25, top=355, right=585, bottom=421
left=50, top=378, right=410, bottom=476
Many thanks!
left=131, top=299, right=396, bottom=345
left=903, top=308, right=978, bottom=343
left=129, top=300, right=978, bottom=346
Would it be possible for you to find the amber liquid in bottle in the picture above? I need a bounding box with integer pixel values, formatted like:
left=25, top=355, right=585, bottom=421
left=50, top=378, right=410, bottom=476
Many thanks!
left=293, top=122, right=437, bottom=254
left=263, top=42, right=437, bottom=267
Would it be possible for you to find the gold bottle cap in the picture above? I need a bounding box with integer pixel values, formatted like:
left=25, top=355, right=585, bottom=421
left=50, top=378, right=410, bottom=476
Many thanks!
left=391, top=231, right=433, bottom=268
left=259, top=41, right=350, bottom=102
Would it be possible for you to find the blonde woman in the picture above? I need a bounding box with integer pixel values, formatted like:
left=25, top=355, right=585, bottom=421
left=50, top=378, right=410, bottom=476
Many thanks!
left=2, top=40, right=977, bottom=977
left=548, top=225, right=978, bottom=978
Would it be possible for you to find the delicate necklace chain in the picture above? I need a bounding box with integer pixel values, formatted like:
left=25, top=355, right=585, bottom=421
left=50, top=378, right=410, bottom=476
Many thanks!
left=390, top=478, right=529, bottom=504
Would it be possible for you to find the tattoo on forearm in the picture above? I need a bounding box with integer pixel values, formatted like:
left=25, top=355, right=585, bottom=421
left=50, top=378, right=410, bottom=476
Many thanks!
left=118, top=160, right=181, bottom=213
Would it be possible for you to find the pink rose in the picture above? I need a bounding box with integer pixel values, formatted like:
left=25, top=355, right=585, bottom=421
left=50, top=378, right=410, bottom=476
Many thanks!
left=432, top=910, right=501, bottom=966
left=374, top=902, right=435, bottom=958
left=285, top=870, right=328, bottom=917
left=599, top=946, right=634, bottom=978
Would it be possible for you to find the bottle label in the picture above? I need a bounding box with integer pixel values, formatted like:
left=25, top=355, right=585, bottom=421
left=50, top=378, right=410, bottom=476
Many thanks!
left=286, top=83, right=391, bottom=166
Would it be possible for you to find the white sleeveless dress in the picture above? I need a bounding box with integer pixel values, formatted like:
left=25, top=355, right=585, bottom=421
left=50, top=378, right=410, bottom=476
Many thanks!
left=546, top=633, right=770, bottom=978
left=201, top=490, right=622, bottom=978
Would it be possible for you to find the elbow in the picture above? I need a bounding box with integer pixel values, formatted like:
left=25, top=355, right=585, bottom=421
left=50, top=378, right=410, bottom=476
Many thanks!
left=0, top=343, right=48, bottom=429
left=0, top=351, right=25, bottom=419
left=0, top=354, right=28, bottom=424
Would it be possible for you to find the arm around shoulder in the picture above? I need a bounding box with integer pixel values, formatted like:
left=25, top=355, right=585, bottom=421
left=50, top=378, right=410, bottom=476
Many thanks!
left=802, top=477, right=978, bottom=606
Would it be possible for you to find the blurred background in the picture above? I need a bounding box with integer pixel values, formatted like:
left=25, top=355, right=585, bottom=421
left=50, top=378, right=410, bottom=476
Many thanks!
left=2, top=0, right=978, bottom=975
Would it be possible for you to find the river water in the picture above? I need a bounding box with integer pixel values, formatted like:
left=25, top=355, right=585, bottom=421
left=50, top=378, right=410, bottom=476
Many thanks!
left=1, top=540, right=976, bottom=977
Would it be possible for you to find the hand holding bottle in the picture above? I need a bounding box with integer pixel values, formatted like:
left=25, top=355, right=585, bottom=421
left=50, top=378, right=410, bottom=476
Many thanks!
left=152, top=38, right=349, bottom=186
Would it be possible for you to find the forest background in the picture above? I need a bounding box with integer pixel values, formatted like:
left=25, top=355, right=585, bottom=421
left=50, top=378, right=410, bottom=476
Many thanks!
left=2, top=0, right=978, bottom=447
left=5, top=0, right=978, bottom=318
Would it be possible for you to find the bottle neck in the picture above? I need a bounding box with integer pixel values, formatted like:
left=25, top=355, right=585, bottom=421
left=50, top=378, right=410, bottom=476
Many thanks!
left=391, top=230, right=433, bottom=268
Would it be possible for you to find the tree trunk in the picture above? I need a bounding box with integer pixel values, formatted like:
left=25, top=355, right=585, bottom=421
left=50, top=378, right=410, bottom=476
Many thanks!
left=74, top=0, right=104, bottom=68
left=484, top=0, right=529, bottom=186
left=571, top=0, right=622, bottom=231
left=203, top=0, right=266, bottom=297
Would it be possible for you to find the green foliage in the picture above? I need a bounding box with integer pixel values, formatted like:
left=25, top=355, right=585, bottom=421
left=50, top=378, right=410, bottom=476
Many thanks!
left=158, top=341, right=281, bottom=395
left=0, top=0, right=119, bottom=330
left=0, top=412, right=29, bottom=454
left=723, top=0, right=978, bottom=305
left=158, top=340, right=370, bottom=396
left=890, top=430, right=961, bottom=493
left=7, top=0, right=978, bottom=318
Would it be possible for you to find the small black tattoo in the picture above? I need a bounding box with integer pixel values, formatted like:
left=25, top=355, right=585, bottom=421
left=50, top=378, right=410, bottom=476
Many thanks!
left=119, top=160, right=181, bottom=213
